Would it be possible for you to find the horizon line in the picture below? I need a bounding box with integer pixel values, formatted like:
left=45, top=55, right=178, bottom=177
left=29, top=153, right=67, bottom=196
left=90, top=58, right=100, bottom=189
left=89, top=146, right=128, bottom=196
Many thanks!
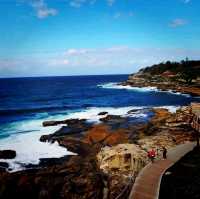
left=0, top=73, right=130, bottom=79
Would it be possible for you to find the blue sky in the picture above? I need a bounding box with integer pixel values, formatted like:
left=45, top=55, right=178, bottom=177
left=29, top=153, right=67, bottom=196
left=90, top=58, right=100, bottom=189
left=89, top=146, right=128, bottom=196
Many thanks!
left=0, top=0, right=200, bottom=77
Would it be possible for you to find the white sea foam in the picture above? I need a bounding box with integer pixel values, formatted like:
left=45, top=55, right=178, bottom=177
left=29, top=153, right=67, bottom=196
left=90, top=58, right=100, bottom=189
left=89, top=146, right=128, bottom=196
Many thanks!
left=0, top=104, right=180, bottom=171
left=98, top=82, right=191, bottom=97
left=0, top=119, right=75, bottom=171
left=98, top=82, right=158, bottom=92
left=0, top=106, right=148, bottom=171
left=64, top=106, right=148, bottom=122
left=155, top=106, right=180, bottom=113
left=165, top=90, right=191, bottom=97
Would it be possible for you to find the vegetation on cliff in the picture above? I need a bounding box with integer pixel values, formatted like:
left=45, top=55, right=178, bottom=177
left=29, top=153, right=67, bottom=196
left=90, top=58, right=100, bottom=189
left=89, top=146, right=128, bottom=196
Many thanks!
left=124, top=59, right=200, bottom=96
left=140, top=59, right=200, bottom=84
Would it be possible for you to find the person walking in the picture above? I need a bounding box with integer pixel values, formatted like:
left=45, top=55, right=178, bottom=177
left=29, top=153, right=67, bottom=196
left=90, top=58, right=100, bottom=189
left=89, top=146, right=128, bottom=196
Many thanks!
left=148, top=149, right=156, bottom=163
left=162, top=147, right=167, bottom=159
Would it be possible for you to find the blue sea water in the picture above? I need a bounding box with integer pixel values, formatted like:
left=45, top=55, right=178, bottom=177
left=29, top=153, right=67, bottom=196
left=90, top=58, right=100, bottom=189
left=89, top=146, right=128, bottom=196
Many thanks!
left=0, top=75, right=199, bottom=170
left=1, top=75, right=198, bottom=125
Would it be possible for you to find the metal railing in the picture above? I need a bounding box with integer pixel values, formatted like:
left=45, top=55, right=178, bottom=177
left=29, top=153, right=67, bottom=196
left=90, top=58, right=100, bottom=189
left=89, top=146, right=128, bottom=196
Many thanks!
left=114, top=172, right=138, bottom=199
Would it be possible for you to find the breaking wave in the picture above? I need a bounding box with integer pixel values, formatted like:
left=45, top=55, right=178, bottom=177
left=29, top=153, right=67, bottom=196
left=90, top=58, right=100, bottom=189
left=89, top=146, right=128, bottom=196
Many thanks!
left=98, top=82, right=191, bottom=97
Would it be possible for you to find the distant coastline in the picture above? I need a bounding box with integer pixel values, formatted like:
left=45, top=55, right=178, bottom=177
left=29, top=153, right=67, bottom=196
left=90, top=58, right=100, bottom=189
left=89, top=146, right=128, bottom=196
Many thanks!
left=121, top=60, right=200, bottom=97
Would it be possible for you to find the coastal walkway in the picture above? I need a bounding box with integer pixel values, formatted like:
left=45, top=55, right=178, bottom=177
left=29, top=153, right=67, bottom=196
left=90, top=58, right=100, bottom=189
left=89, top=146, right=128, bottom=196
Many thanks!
left=128, top=142, right=196, bottom=199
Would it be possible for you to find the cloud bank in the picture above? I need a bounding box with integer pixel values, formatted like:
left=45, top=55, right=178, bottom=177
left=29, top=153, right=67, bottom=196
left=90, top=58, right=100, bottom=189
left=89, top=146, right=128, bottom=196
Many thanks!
left=1, top=47, right=200, bottom=77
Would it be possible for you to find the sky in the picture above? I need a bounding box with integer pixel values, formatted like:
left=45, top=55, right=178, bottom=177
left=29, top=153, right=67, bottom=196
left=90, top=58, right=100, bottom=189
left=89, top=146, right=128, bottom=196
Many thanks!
left=0, top=0, right=200, bottom=77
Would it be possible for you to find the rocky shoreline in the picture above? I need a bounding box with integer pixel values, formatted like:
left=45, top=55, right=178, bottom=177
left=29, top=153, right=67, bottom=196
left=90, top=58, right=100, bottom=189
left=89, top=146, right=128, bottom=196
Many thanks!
left=1, top=62, right=200, bottom=198
left=121, top=72, right=200, bottom=97
left=0, top=103, right=198, bottom=199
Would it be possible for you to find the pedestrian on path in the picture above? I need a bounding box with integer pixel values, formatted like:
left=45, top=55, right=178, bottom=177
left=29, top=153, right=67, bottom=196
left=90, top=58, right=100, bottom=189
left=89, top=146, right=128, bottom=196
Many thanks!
left=162, top=147, right=167, bottom=159
left=148, top=149, right=156, bottom=163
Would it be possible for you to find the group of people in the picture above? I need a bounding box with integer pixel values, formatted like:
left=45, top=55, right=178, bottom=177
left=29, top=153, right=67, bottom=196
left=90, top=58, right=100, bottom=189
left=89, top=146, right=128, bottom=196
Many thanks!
left=147, top=147, right=167, bottom=163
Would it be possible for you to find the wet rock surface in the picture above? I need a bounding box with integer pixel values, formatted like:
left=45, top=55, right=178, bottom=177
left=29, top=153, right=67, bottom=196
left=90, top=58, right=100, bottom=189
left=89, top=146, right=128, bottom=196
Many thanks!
left=0, top=105, right=197, bottom=199
left=0, top=162, right=9, bottom=168
left=24, top=156, right=73, bottom=169
left=42, top=119, right=87, bottom=127
left=57, top=137, right=92, bottom=156
left=0, top=150, right=16, bottom=159
left=0, top=162, right=9, bottom=172
left=98, top=112, right=108, bottom=116
left=40, top=119, right=93, bottom=142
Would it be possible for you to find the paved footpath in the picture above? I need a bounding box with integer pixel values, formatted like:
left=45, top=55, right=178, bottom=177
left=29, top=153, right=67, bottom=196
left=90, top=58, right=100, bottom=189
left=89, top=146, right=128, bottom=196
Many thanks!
left=129, top=142, right=196, bottom=199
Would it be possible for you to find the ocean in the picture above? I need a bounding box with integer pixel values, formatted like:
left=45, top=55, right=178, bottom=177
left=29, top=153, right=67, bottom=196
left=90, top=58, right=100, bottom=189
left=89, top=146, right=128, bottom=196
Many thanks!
left=0, top=74, right=199, bottom=170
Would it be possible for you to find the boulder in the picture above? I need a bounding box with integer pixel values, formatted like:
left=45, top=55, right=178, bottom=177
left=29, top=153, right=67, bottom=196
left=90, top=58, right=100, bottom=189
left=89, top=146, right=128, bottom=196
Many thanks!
left=84, top=124, right=129, bottom=148
left=127, top=109, right=139, bottom=114
left=100, top=115, right=124, bottom=123
left=41, top=119, right=93, bottom=142
left=39, top=134, right=51, bottom=142
left=98, top=112, right=108, bottom=116
left=64, top=119, right=87, bottom=126
left=42, top=120, right=62, bottom=126
left=0, top=150, right=16, bottom=159
left=0, top=162, right=9, bottom=172
left=0, top=162, right=9, bottom=168
left=42, top=119, right=87, bottom=127
left=127, top=108, right=150, bottom=115
left=58, top=137, right=92, bottom=156
left=40, top=125, right=89, bottom=143
left=99, top=115, right=129, bottom=130
left=54, top=126, right=84, bottom=137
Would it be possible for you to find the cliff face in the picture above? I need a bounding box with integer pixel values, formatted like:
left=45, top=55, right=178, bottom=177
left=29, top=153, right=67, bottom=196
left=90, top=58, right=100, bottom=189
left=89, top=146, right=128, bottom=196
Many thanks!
left=122, top=60, right=200, bottom=96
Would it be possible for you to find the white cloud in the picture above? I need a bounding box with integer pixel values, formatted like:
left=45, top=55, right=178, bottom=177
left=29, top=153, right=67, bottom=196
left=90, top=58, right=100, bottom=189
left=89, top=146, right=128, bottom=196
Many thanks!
left=113, top=11, right=134, bottom=19
left=30, top=0, right=58, bottom=19
left=69, top=0, right=97, bottom=8
left=65, top=48, right=89, bottom=55
left=1, top=47, right=200, bottom=77
left=37, top=7, right=57, bottom=18
left=107, top=0, right=115, bottom=6
left=65, top=49, right=79, bottom=55
left=169, top=18, right=188, bottom=27
left=69, top=0, right=86, bottom=8
left=48, top=59, right=70, bottom=66
left=183, top=0, right=191, bottom=3
left=69, top=0, right=115, bottom=8
left=105, top=46, right=129, bottom=52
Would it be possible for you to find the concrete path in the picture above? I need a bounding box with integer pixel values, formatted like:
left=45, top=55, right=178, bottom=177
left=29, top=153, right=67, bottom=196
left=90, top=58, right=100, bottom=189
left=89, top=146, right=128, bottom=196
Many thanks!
left=129, top=142, right=196, bottom=199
